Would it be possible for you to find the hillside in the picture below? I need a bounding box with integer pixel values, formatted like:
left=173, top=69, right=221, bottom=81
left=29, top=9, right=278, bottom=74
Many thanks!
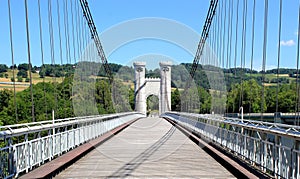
left=0, top=62, right=297, bottom=91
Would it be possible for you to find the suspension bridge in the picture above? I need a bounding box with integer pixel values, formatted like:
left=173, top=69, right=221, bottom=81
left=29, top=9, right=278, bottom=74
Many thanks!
left=0, top=0, right=300, bottom=178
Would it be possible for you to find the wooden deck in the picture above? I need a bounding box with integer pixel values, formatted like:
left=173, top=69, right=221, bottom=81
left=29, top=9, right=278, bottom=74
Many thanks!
left=55, top=117, right=235, bottom=178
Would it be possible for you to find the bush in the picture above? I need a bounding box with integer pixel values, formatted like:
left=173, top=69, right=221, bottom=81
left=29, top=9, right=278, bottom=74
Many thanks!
left=17, top=69, right=28, bottom=78
left=17, top=63, right=29, bottom=71
left=4, top=74, right=8, bottom=78
left=17, top=76, right=23, bottom=82
left=25, top=78, right=30, bottom=82
left=0, top=64, right=8, bottom=73
left=11, top=77, right=15, bottom=82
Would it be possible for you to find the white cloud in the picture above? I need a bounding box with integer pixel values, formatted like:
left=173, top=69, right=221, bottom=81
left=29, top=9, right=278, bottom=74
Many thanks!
left=280, top=40, right=296, bottom=46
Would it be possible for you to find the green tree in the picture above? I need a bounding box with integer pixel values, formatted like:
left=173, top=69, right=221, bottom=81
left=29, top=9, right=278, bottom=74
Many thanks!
left=147, top=95, right=159, bottom=112
left=112, top=79, right=132, bottom=113
left=171, top=88, right=181, bottom=111
left=17, top=69, right=28, bottom=78
left=198, top=87, right=211, bottom=113
left=0, top=64, right=8, bottom=73
left=181, top=86, right=200, bottom=113
left=227, top=79, right=265, bottom=113
left=128, top=88, right=135, bottom=110
left=17, top=76, right=23, bottom=82
left=17, top=63, right=30, bottom=71
left=0, top=89, right=13, bottom=112
left=95, top=79, right=114, bottom=114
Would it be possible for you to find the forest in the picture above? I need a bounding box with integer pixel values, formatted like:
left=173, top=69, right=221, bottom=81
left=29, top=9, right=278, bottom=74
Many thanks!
left=0, top=62, right=299, bottom=126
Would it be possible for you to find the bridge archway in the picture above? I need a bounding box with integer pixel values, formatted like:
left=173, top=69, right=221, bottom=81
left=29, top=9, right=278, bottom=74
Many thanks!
left=146, top=94, right=159, bottom=116
left=134, top=61, right=171, bottom=115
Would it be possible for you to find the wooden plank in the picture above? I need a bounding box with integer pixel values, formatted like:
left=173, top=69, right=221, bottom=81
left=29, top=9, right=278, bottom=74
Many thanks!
left=55, top=117, right=235, bottom=178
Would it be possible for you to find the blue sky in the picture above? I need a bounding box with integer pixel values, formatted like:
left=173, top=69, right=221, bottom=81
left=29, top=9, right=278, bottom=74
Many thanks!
left=0, top=0, right=299, bottom=70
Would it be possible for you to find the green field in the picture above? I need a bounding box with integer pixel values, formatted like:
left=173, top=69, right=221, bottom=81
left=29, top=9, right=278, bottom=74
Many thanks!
left=0, top=70, right=63, bottom=91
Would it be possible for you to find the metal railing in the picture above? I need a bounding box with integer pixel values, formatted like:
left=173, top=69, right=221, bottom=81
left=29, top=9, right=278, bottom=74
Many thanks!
left=163, top=112, right=300, bottom=179
left=0, top=112, right=143, bottom=178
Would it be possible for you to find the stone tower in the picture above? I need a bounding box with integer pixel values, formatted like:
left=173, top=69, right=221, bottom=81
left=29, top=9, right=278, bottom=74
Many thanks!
left=159, top=61, right=172, bottom=114
left=133, top=61, right=172, bottom=116
left=133, top=62, right=146, bottom=115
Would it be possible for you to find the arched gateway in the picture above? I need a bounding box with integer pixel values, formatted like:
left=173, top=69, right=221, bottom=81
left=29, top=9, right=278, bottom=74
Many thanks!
left=133, top=61, right=172, bottom=115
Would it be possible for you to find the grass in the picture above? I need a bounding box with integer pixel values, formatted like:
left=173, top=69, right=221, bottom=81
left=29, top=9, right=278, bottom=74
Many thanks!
left=262, top=83, right=277, bottom=87
left=244, top=72, right=295, bottom=85
left=0, top=70, right=63, bottom=91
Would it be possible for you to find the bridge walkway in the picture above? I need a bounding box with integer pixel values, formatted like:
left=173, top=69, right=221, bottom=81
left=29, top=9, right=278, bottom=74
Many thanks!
left=55, top=117, right=235, bottom=178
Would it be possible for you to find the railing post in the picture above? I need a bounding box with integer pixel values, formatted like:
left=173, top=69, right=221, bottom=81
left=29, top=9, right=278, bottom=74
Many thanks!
left=275, top=135, right=281, bottom=177
left=37, top=132, right=41, bottom=166
left=48, top=129, right=52, bottom=161
left=239, top=106, right=244, bottom=123
left=296, top=140, right=300, bottom=179
left=260, top=132, right=267, bottom=172
left=25, top=134, right=29, bottom=173
left=52, top=110, right=55, bottom=158
left=273, top=135, right=277, bottom=177
left=239, top=106, right=245, bottom=157
left=8, top=137, right=14, bottom=176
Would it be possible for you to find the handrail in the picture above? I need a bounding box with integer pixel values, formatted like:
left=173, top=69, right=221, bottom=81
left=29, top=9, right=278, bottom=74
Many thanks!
left=163, top=112, right=300, bottom=179
left=0, top=112, right=139, bottom=138
left=166, top=112, right=300, bottom=138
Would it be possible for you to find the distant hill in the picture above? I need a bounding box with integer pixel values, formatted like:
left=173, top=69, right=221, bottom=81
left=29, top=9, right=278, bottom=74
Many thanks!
left=0, top=62, right=297, bottom=91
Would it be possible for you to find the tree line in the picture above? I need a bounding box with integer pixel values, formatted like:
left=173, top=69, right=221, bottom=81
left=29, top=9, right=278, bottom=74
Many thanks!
left=0, top=62, right=299, bottom=126
left=0, top=76, right=119, bottom=126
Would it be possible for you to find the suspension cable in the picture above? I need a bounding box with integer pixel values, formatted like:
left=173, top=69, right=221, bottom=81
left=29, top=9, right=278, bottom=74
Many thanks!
left=189, top=0, right=218, bottom=79
left=24, top=0, right=35, bottom=122
left=222, top=0, right=227, bottom=68
left=226, top=0, right=232, bottom=114
left=239, top=0, right=247, bottom=109
left=295, top=1, right=300, bottom=125
left=64, top=0, right=71, bottom=65
left=38, top=0, right=48, bottom=119
left=228, top=0, right=233, bottom=70
left=70, top=0, right=76, bottom=64
left=226, top=0, right=231, bottom=70
left=234, top=0, right=239, bottom=78
left=261, top=0, right=269, bottom=120
left=78, top=0, right=84, bottom=63
left=79, top=0, right=113, bottom=83
left=7, top=0, right=18, bottom=122
left=56, top=0, right=63, bottom=66
left=75, top=0, right=81, bottom=61
left=48, top=0, right=58, bottom=112
left=217, top=0, right=221, bottom=67
left=275, top=0, right=283, bottom=122
left=249, top=0, right=256, bottom=116
left=56, top=0, right=67, bottom=118
left=212, top=4, right=216, bottom=67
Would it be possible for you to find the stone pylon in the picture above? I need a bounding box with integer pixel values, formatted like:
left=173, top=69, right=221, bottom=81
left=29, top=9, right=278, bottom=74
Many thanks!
left=133, top=62, right=146, bottom=115
left=159, top=61, right=172, bottom=114
left=133, top=61, right=172, bottom=116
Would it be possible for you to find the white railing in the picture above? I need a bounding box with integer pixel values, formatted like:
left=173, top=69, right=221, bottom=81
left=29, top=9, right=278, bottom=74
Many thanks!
left=163, top=112, right=300, bottom=179
left=0, top=112, right=143, bottom=178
